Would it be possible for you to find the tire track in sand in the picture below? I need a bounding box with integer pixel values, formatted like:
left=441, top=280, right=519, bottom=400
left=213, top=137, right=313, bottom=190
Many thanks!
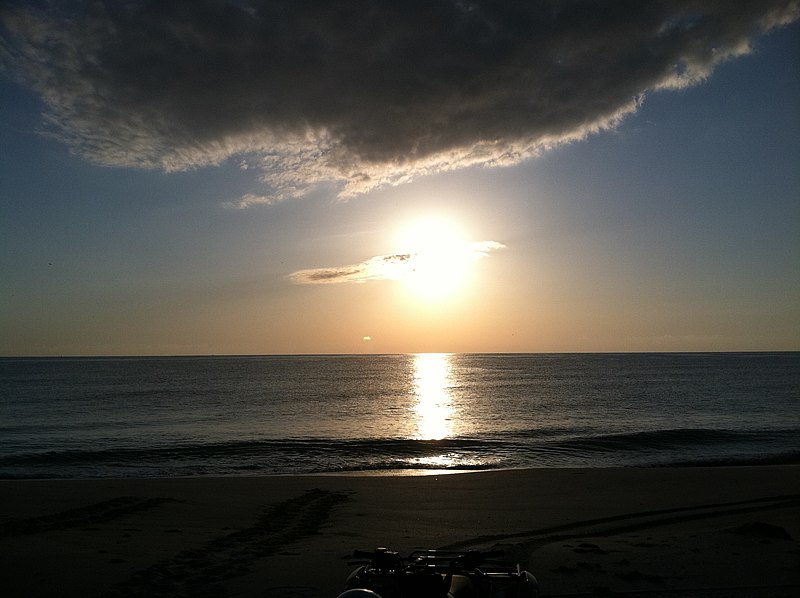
left=441, top=493, right=800, bottom=552
left=102, top=488, right=349, bottom=598
left=0, top=496, right=178, bottom=538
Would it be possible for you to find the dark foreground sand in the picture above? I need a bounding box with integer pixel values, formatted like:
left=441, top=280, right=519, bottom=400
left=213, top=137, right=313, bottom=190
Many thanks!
left=1, top=466, right=798, bottom=597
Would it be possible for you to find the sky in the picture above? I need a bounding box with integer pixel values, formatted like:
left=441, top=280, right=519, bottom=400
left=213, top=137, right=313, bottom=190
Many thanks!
left=1, top=0, right=799, bottom=356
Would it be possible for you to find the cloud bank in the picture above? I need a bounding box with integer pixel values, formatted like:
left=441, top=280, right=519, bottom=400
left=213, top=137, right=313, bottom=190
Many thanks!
left=2, top=1, right=798, bottom=203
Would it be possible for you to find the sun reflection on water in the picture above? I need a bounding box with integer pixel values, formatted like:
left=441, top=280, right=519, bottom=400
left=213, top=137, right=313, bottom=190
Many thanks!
left=412, top=353, right=454, bottom=440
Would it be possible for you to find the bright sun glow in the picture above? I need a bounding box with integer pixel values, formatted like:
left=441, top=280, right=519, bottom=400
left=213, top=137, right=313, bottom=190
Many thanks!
left=392, top=218, right=473, bottom=301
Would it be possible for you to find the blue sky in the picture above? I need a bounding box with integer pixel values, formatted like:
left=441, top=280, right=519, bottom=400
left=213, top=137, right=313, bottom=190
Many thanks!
left=1, top=1, right=798, bottom=355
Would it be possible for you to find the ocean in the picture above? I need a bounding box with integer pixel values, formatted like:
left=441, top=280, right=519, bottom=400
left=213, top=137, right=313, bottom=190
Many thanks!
left=1, top=353, right=798, bottom=479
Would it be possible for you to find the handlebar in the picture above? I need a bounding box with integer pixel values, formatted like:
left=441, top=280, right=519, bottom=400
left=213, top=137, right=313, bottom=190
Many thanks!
left=351, top=547, right=508, bottom=570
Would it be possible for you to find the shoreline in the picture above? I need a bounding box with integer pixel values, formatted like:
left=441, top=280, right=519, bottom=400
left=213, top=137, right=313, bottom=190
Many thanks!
left=2, top=465, right=799, bottom=596
left=4, top=452, right=800, bottom=481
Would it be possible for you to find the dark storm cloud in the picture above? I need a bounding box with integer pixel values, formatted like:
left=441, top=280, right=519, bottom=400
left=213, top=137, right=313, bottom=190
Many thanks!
left=1, top=1, right=798, bottom=202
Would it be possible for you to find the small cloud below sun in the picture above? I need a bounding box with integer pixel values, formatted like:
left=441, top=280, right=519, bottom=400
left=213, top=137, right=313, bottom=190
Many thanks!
left=289, top=218, right=505, bottom=302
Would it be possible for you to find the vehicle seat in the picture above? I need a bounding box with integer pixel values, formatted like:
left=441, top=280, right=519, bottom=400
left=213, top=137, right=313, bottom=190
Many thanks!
left=448, top=574, right=477, bottom=598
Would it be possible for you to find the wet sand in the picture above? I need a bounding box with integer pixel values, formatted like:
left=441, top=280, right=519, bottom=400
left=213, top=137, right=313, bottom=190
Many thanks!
left=1, top=465, right=799, bottom=597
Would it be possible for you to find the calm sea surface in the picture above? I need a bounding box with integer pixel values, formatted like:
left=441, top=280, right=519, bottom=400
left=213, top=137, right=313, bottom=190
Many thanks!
left=1, top=353, right=798, bottom=478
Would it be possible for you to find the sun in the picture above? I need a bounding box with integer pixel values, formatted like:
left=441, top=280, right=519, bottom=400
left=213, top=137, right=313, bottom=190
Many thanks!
left=361, top=216, right=504, bottom=303
left=392, top=218, right=473, bottom=302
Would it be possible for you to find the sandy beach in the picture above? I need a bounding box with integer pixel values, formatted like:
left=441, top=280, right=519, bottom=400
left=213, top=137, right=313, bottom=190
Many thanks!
left=1, top=466, right=798, bottom=597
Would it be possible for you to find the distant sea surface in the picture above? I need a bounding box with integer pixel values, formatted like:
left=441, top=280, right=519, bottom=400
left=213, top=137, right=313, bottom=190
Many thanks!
left=1, top=353, right=798, bottom=479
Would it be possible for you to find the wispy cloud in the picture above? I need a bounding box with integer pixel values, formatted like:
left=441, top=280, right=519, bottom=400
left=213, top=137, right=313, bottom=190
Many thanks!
left=2, top=1, right=797, bottom=203
left=289, top=241, right=504, bottom=285
left=224, top=193, right=282, bottom=209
